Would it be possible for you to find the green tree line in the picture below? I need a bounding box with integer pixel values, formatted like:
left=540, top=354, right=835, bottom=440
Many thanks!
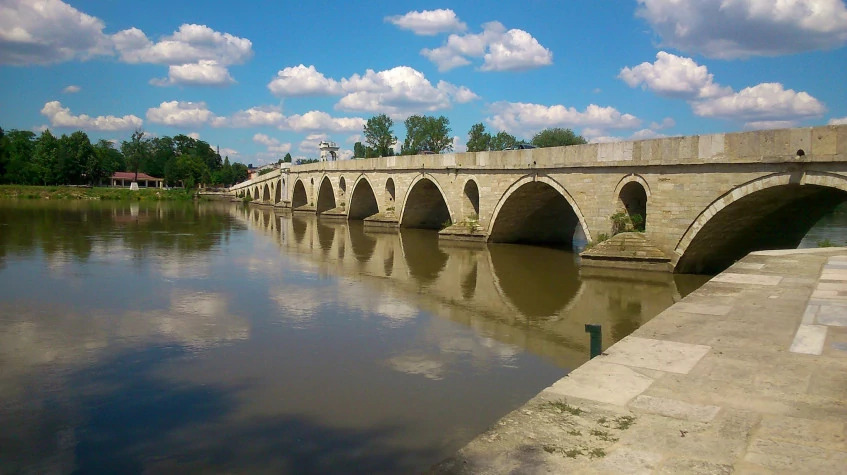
left=353, top=114, right=586, bottom=158
left=0, top=127, right=249, bottom=187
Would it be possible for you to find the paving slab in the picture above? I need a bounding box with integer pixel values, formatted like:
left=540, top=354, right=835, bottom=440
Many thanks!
left=432, top=249, right=847, bottom=474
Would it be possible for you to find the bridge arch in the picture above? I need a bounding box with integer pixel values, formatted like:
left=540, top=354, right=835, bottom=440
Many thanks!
left=462, top=178, right=480, bottom=220
left=488, top=175, right=590, bottom=247
left=386, top=178, right=396, bottom=205
left=348, top=175, right=379, bottom=220
left=339, top=176, right=347, bottom=194
left=317, top=175, right=336, bottom=214
left=292, top=179, right=308, bottom=209
left=274, top=179, right=281, bottom=204
left=615, top=174, right=650, bottom=232
left=675, top=172, right=847, bottom=274
left=399, top=174, right=452, bottom=229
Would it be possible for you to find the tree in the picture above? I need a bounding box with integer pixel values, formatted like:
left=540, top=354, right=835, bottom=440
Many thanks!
left=121, top=130, right=149, bottom=182
left=283, top=152, right=292, bottom=163
left=34, top=130, right=59, bottom=185
left=93, top=140, right=124, bottom=183
left=4, top=130, right=37, bottom=184
left=353, top=141, right=377, bottom=159
left=0, top=127, right=8, bottom=181
left=531, top=127, right=587, bottom=148
left=57, top=131, right=94, bottom=185
left=401, top=115, right=452, bottom=155
left=466, top=123, right=491, bottom=152
left=363, top=114, right=396, bottom=157
left=489, top=131, right=518, bottom=151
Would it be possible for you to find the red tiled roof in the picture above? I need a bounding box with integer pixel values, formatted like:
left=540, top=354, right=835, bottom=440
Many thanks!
left=111, top=172, right=163, bottom=181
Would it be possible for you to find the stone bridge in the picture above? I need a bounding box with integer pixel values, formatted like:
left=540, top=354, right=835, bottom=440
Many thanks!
left=230, top=125, right=847, bottom=273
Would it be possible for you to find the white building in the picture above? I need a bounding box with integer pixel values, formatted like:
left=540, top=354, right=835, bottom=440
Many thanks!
left=319, top=141, right=340, bottom=161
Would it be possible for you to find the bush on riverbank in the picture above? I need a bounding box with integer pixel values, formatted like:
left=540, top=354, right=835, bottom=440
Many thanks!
left=0, top=185, right=197, bottom=201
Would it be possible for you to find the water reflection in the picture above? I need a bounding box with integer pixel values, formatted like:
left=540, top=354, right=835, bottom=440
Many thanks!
left=239, top=206, right=704, bottom=369
left=0, top=199, right=716, bottom=473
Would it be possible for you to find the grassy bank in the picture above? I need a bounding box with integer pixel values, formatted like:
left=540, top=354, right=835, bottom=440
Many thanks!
left=0, top=185, right=199, bottom=201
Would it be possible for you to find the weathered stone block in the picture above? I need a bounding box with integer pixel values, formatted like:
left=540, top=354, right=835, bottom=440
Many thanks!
left=679, top=136, right=697, bottom=160
left=698, top=134, right=725, bottom=160
left=660, top=137, right=680, bottom=163
left=811, top=125, right=837, bottom=156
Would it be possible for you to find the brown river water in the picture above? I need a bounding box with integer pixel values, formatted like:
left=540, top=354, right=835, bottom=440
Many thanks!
left=0, top=199, right=838, bottom=473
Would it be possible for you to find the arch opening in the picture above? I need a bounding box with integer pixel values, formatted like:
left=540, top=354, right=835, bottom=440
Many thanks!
left=401, top=178, right=450, bottom=229
left=462, top=180, right=480, bottom=219
left=339, top=176, right=347, bottom=193
left=262, top=184, right=271, bottom=202
left=386, top=178, right=396, bottom=203
left=292, top=180, right=308, bottom=209
left=676, top=184, right=847, bottom=274
left=274, top=180, right=281, bottom=204
left=618, top=181, right=647, bottom=232
left=489, top=181, right=582, bottom=247
left=348, top=179, right=379, bottom=220
left=316, top=177, right=337, bottom=214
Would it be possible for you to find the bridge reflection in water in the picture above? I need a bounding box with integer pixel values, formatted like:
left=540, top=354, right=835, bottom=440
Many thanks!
left=232, top=205, right=709, bottom=369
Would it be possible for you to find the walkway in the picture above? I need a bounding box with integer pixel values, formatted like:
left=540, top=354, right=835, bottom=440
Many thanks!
left=433, top=248, right=847, bottom=473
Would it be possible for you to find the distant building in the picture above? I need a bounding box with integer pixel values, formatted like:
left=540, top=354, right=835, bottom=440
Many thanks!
left=110, top=172, right=163, bottom=188
left=319, top=141, right=339, bottom=161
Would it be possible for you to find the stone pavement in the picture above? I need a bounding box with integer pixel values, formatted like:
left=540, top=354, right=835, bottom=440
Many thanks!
left=432, top=248, right=847, bottom=474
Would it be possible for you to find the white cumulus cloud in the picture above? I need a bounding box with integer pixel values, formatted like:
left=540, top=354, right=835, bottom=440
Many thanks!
left=213, top=105, right=284, bottom=127
left=62, top=85, right=81, bottom=94
left=113, top=23, right=252, bottom=86
left=281, top=111, right=366, bottom=132
left=636, top=0, right=847, bottom=58
left=421, top=21, right=552, bottom=71
left=487, top=101, right=641, bottom=138
left=253, top=133, right=291, bottom=154
left=151, top=60, right=235, bottom=87
left=692, top=83, right=826, bottom=122
left=621, top=52, right=826, bottom=126
left=386, top=9, right=467, bottom=35
left=267, top=64, right=343, bottom=97
left=146, top=101, right=217, bottom=127
left=40, top=101, right=142, bottom=131
left=336, top=66, right=478, bottom=116
left=619, top=52, right=731, bottom=99
left=829, top=117, right=847, bottom=125
left=0, top=0, right=112, bottom=65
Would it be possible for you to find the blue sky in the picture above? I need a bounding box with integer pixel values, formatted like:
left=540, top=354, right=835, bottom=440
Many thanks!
left=1, top=0, right=846, bottom=165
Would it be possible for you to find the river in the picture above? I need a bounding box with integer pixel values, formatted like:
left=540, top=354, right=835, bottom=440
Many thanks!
left=2, top=199, right=836, bottom=473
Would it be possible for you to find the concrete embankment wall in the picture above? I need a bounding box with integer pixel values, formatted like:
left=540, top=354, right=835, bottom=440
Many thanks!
left=434, top=247, right=847, bottom=473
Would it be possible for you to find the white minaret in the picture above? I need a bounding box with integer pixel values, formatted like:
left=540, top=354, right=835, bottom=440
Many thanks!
left=319, top=140, right=340, bottom=161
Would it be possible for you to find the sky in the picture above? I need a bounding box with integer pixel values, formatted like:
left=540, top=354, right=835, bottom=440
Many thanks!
left=1, top=0, right=846, bottom=166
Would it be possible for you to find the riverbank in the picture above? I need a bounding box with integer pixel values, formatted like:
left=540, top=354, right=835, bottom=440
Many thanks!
left=0, top=185, right=197, bottom=201
left=433, top=248, right=847, bottom=473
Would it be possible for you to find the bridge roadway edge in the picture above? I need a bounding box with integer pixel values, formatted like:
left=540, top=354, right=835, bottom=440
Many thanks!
left=431, top=247, right=847, bottom=473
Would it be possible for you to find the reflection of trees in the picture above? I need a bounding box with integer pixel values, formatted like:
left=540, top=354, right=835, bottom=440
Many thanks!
left=0, top=201, right=239, bottom=262
left=488, top=244, right=580, bottom=318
